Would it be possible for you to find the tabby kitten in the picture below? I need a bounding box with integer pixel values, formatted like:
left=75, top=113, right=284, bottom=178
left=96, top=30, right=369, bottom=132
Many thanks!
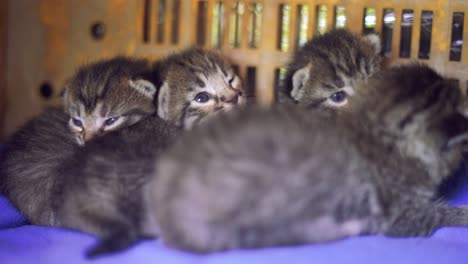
left=279, top=29, right=381, bottom=110
left=63, top=56, right=157, bottom=145
left=54, top=115, right=177, bottom=257
left=0, top=108, right=77, bottom=226
left=154, top=48, right=245, bottom=129
left=0, top=57, right=158, bottom=226
left=147, top=64, right=468, bottom=253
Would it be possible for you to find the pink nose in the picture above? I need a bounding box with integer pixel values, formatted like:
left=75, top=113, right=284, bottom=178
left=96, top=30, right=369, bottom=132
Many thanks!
left=83, top=131, right=97, bottom=142
left=226, top=95, right=239, bottom=104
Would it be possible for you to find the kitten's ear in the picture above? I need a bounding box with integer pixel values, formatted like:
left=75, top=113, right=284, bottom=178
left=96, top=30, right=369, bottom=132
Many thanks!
left=129, top=79, right=157, bottom=99
left=364, top=33, right=382, bottom=54
left=157, top=82, right=170, bottom=120
left=291, top=64, right=311, bottom=100
left=61, top=80, right=72, bottom=108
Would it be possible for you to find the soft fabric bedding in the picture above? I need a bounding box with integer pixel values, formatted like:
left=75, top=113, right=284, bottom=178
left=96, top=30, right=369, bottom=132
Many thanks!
left=1, top=148, right=468, bottom=264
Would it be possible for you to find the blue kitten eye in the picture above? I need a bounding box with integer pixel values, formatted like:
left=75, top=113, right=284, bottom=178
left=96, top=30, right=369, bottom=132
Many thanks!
left=194, top=92, right=210, bottom=103
left=329, top=91, right=347, bottom=103
left=72, top=118, right=83, bottom=127
left=105, top=117, right=119, bottom=126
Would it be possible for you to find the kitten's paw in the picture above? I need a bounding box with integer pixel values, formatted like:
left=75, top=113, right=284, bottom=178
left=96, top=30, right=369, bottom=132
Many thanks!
left=86, top=234, right=144, bottom=258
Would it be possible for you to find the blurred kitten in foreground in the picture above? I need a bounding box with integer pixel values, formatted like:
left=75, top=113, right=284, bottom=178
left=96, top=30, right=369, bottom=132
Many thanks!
left=147, top=64, right=468, bottom=253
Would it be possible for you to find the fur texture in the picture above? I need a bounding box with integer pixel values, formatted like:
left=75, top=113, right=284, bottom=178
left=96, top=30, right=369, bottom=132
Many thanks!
left=55, top=115, right=177, bottom=257
left=0, top=108, right=77, bottom=226
left=148, top=64, right=468, bottom=253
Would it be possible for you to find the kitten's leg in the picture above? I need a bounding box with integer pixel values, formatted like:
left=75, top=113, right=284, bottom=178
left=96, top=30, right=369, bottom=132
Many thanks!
left=384, top=204, right=468, bottom=237
left=59, top=196, right=146, bottom=257
left=86, top=219, right=147, bottom=258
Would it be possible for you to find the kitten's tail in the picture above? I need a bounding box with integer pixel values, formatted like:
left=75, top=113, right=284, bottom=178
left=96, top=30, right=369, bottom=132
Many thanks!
left=439, top=205, right=468, bottom=227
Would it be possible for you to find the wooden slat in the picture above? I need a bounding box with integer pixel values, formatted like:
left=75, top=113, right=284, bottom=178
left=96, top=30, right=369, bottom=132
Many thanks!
left=0, top=1, right=6, bottom=142
left=222, top=0, right=232, bottom=49
left=307, top=1, right=316, bottom=37
left=241, top=1, right=250, bottom=49
left=164, top=0, right=173, bottom=45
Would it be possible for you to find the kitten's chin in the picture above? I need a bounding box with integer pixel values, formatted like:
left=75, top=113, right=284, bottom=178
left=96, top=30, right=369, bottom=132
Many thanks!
left=75, top=135, right=85, bottom=146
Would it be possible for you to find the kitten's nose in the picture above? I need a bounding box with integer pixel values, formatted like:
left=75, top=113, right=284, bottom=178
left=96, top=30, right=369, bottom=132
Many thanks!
left=226, top=94, right=239, bottom=104
left=83, top=130, right=98, bottom=142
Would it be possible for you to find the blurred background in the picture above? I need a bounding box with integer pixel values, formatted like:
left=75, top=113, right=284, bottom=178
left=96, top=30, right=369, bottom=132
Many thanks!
left=0, top=0, right=466, bottom=142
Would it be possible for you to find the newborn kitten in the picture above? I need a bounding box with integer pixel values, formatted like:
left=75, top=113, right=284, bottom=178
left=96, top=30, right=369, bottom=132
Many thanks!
left=54, top=115, right=177, bottom=257
left=63, top=57, right=157, bottom=145
left=147, top=64, right=468, bottom=253
left=0, top=57, right=158, bottom=226
left=0, top=108, right=78, bottom=226
left=280, top=29, right=381, bottom=109
left=154, top=48, right=245, bottom=129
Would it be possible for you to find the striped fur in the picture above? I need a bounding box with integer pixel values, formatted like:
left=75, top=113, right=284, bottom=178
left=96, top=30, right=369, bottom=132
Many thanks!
left=0, top=108, right=77, bottom=226
left=154, top=48, right=245, bottom=129
left=147, top=64, right=468, bottom=253
left=346, top=63, right=468, bottom=183
left=280, top=29, right=382, bottom=109
left=55, top=115, right=177, bottom=257
left=63, top=57, right=157, bottom=145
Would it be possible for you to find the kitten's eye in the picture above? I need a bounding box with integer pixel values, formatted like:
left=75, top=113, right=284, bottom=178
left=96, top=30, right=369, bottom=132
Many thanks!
left=330, top=91, right=347, bottom=103
left=194, top=92, right=211, bottom=103
left=228, top=76, right=235, bottom=85
left=105, top=117, right=120, bottom=126
left=326, top=91, right=348, bottom=107
left=71, top=118, right=83, bottom=127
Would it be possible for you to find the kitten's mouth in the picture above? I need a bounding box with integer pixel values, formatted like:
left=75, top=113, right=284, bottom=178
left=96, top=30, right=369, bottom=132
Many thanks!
left=446, top=132, right=468, bottom=151
left=442, top=112, right=468, bottom=152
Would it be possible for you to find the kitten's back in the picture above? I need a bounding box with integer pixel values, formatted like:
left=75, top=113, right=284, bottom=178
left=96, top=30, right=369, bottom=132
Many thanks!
left=0, top=107, right=77, bottom=225
left=149, top=102, right=468, bottom=253
left=149, top=106, right=384, bottom=252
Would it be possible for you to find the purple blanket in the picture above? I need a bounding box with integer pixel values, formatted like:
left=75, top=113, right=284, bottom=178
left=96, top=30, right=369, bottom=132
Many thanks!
left=1, top=157, right=468, bottom=264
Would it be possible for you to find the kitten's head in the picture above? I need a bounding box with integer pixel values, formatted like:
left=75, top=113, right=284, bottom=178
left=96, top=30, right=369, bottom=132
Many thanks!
left=63, top=57, right=157, bottom=145
left=350, top=63, right=468, bottom=180
left=155, top=48, right=245, bottom=129
left=284, top=29, right=381, bottom=110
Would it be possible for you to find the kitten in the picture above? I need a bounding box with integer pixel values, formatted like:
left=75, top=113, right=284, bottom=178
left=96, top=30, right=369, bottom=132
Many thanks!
left=54, top=115, right=177, bottom=257
left=63, top=56, right=157, bottom=145
left=154, top=48, right=245, bottom=129
left=279, top=29, right=381, bottom=110
left=0, top=108, right=78, bottom=226
left=0, top=57, right=159, bottom=226
left=147, top=64, right=468, bottom=253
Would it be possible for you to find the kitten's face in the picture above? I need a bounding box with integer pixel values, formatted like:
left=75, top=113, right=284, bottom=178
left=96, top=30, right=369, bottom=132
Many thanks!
left=287, top=30, right=381, bottom=110
left=64, top=59, right=156, bottom=145
left=157, top=49, right=245, bottom=129
left=291, top=63, right=357, bottom=109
